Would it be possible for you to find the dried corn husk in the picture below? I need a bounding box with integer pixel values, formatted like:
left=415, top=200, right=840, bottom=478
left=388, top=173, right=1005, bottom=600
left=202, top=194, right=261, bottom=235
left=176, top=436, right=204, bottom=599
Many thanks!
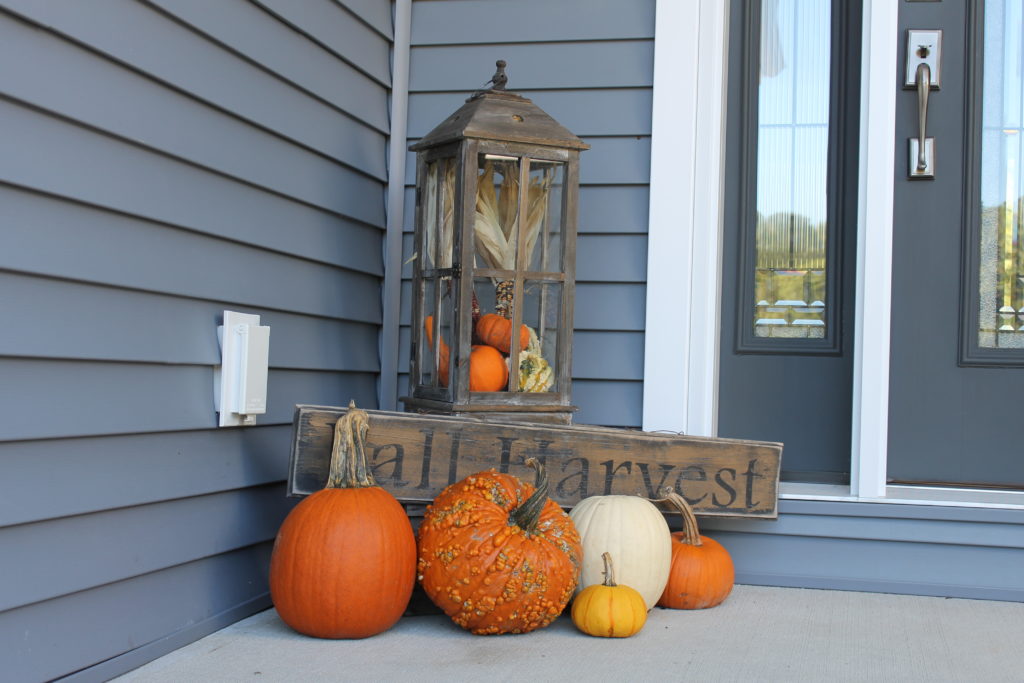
left=425, top=161, right=456, bottom=268
left=470, top=162, right=553, bottom=271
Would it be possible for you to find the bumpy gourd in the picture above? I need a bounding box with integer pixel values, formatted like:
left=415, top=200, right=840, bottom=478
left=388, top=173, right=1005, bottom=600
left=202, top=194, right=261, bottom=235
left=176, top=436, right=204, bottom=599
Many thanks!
left=417, top=459, right=582, bottom=635
left=572, top=553, right=647, bottom=638
left=517, top=350, right=554, bottom=392
left=569, top=495, right=672, bottom=610
left=269, top=402, right=417, bottom=638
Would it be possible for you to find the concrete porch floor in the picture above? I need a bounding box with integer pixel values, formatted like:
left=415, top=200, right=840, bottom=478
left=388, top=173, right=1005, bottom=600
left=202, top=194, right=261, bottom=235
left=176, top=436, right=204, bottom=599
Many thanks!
left=116, top=585, right=1023, bottom=682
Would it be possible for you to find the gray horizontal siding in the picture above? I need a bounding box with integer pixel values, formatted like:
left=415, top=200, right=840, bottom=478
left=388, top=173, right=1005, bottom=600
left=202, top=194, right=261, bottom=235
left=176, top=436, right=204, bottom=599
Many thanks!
left=409, top=41, right=653, bottom=91
left=1, top=0, right=390, bottom=135
left=0, top=273, right=380, bottom=370
left=0, top=14, right=385, bottom=184
left=572, top=379, right=644, bottom=427
left=700, top=500, right=1024, bottom=602
left=0, top=485, right=291, bottom=614
left=0, top=360, right=377, bottom=442
left=400, top=0, right=655, bottom=426
left=254, top=0, right=393, bottom=85
left=340, top=0, right=394, bottom=39
left=411, top=0, right=654, bottom=45
left=0, top=427, right=293, bottom=528
left=4, top=192, right=382, bottom=322
left=0, top=0, right=393, bottom=679
left=1, top=102, right=383, bottom=248
left=6, top=544, right=274, bottom=683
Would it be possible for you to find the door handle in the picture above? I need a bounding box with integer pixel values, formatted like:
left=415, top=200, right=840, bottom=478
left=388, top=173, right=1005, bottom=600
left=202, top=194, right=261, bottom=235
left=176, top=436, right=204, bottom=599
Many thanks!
left=906, top=30, right=940, bottom=179
left=913, top=62, right=934, bottom=176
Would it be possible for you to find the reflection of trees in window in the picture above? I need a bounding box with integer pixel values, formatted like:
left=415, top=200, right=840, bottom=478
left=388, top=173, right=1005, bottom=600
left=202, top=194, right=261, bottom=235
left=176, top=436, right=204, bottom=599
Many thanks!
left=753, top=211, right=827, bottom=338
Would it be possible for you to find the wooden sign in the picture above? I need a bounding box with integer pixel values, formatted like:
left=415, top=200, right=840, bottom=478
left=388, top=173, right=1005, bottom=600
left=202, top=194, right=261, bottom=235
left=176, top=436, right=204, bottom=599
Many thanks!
left=288, top=405, right=782, bottom=518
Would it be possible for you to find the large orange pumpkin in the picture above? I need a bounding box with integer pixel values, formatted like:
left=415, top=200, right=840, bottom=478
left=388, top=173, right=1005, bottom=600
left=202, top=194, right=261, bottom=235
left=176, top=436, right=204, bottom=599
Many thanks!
left=654, top=489, right=734, bottom=610
left=269, top=402, right=417, bottom=638
left=417, top=458, right=582, bottom=635
left=476, top=313, right=529, bottom=354
left=424, top=315, right=450, bottom=387
left=469, top=344, right=508, bottom=391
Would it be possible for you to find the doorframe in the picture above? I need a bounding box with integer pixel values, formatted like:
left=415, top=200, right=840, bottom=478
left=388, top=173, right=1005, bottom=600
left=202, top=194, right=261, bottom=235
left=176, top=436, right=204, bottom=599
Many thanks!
left=644, top=0, right=1024, bottom=510
left=849, top=0, right=898, bottom=499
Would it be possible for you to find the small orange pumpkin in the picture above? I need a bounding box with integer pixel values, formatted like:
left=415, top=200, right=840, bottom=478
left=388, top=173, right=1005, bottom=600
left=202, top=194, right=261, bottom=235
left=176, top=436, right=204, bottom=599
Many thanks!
left=654, top=488, right=734, bottom=610
left=476, top=313, right=529, bottom=354
left=424, top=315, right=450, bottom=386
left=269, top=402, right=417, bottom=638
left=469, top=344, right=508, bottom=391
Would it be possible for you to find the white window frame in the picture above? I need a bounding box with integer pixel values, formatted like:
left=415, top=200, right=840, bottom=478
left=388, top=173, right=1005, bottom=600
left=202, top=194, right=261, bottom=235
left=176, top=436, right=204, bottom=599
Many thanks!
left=644, top=0, right=1024, bottom=511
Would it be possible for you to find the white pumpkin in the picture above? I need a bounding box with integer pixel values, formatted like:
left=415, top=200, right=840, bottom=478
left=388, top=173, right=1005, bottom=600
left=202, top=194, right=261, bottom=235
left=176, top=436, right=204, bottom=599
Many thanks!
left=569, top=495, right=672, bottom=610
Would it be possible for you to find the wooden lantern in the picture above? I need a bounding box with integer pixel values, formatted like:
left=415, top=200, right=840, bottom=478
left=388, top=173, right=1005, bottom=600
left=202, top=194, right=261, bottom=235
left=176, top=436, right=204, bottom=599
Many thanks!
left=403, top=60, right=589, bottom=424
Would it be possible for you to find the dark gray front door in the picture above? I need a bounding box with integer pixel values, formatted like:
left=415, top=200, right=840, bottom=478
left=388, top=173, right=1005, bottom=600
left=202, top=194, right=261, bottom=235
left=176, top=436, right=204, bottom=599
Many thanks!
left=718, top=0, right=861, bottom=484
left=889, top=0, right=1022, bottom=488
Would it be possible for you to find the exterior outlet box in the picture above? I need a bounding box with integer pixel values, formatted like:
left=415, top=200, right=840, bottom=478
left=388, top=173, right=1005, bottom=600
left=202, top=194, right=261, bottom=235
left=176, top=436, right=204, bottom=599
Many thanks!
left=214, top=310, right=270, bottom=427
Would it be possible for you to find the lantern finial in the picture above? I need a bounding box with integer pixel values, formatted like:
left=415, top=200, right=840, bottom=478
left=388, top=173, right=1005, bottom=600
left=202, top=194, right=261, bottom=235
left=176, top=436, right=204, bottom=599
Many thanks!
left=483, top=59, right=508, bottom=91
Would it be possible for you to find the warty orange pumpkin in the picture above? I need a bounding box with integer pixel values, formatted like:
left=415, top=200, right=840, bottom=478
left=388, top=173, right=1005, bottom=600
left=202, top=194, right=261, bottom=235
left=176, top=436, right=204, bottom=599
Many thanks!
left=269, top=402, right=417, bottom=638
left=417, top=458, right=582, bottom=635
left=654, top=488, right=734, bottom=610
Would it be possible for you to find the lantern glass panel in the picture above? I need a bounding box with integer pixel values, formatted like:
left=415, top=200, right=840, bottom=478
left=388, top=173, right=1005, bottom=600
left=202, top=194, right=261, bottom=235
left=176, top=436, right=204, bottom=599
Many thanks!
left=515, top=280, right=562, bottom=394
left=475, top=154, right=522, bottom=274
left=423, top=158, right=456, bottom=269
left=418, top=277, right=454, bottom=394
left=526, top=160, right=565, bottom=274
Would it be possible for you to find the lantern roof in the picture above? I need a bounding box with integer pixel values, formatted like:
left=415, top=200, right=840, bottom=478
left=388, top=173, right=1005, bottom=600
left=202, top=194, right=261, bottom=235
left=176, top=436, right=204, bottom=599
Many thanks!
left=410, top=89, right=590, bottom=152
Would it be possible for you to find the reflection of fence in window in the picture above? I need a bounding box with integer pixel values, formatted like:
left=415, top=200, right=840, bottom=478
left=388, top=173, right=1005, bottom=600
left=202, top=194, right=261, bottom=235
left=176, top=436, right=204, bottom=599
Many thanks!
left=754, top=213, right=826, bottom=338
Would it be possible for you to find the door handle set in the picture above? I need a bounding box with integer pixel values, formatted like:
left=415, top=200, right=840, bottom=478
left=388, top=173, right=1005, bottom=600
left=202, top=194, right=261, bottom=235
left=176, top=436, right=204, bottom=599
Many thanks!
left=906, top=30, right=942, bottom=179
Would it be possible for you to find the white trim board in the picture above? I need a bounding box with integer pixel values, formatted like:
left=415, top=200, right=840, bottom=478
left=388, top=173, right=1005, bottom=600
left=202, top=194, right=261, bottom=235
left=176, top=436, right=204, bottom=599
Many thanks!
left=780, top=482, right=1024, bottom=511
left=850, top=0, right=898, bottom=499
left=642, top=0, right=728, bottom=437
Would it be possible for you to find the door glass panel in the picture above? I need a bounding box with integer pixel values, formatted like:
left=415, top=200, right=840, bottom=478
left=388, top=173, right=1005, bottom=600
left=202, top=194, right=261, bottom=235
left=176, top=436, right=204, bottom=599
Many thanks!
left=978, top=0, right=1024, bottom=348
left=753, top=0, right=831, bottom=339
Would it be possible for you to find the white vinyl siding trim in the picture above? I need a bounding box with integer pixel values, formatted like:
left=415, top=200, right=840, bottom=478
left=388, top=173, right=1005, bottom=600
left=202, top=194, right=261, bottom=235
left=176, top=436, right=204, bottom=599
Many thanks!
left=643, top=0, right=728, bottom=436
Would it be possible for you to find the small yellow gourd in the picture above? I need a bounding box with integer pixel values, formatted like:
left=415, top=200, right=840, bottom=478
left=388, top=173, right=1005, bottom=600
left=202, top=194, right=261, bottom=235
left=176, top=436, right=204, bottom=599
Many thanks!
left=571, top=552, right=647, bottom=638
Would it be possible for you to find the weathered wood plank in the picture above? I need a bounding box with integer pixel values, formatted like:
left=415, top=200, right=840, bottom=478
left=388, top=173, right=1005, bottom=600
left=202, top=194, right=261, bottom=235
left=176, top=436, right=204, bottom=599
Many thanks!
left=289, top=405, right=782, bottom=518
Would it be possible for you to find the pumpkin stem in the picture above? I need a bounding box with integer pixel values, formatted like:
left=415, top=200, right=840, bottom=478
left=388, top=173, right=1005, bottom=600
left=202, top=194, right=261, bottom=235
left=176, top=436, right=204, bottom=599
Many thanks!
left=600, top=552, right=617, bottom=587
left=654, top=487, right=703, bottom=546
left=325, top=401, right=377, bottom=489
left=509, top=457, right=548, bottom=533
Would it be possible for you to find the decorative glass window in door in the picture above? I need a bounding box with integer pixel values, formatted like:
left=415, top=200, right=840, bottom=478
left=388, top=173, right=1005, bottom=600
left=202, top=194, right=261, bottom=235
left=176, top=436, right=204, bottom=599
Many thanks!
left=977, top=0, right=1024, bottom=350
left=747, top=0, right=834, bottom=345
